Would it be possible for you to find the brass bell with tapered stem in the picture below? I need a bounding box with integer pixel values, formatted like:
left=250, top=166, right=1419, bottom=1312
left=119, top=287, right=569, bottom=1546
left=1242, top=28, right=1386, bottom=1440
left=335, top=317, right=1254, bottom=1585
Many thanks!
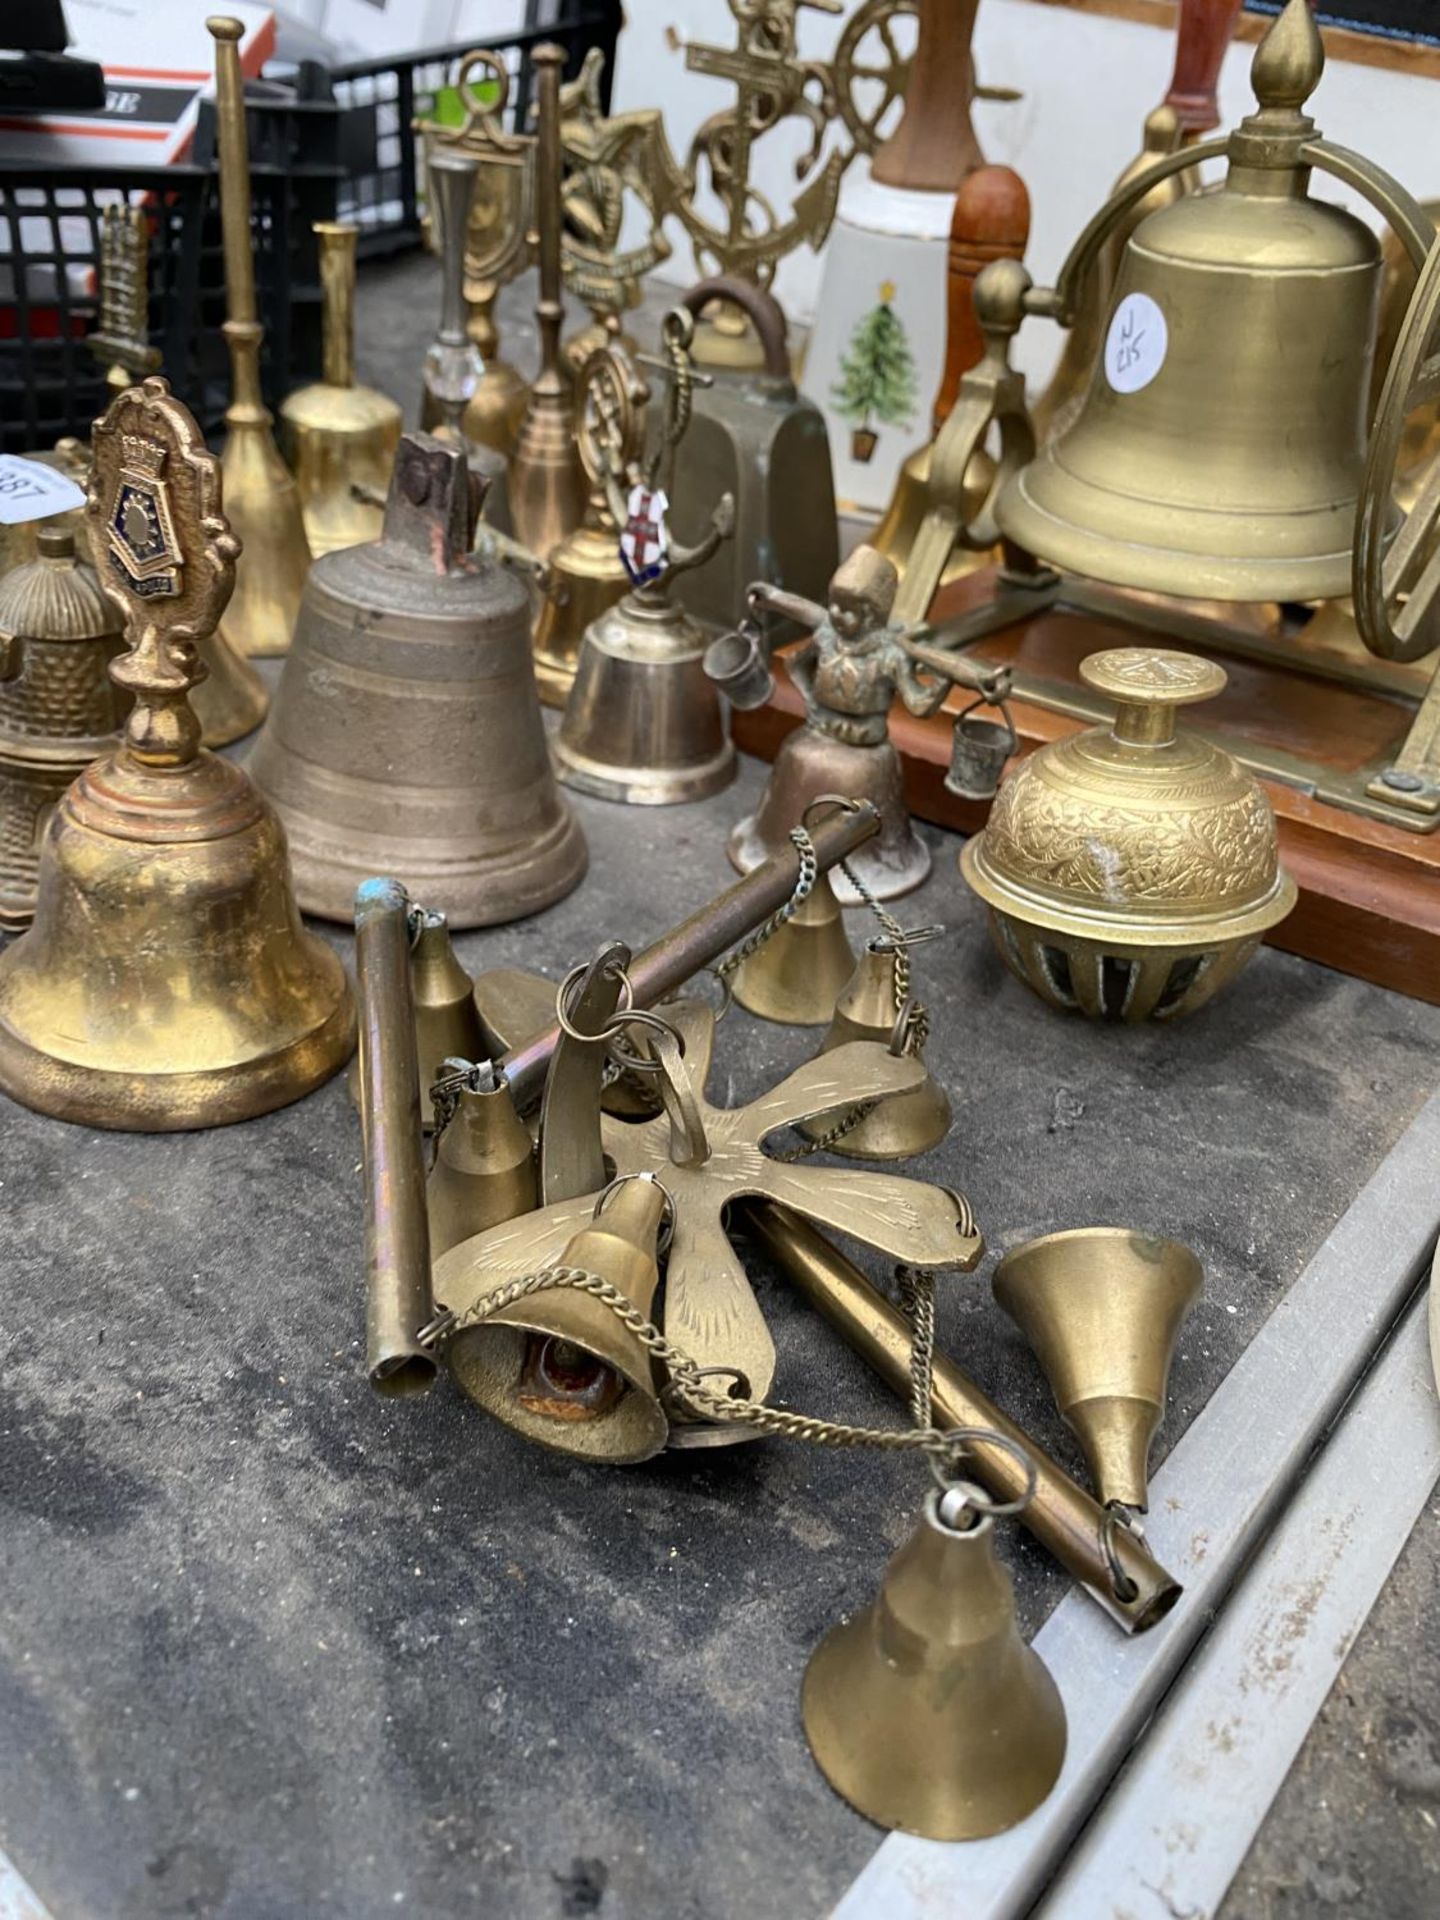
left=446, top=1172, right=671, bottom=1464
left=247, top=432, right=586, bottom=928
left=0, top=378, right=355, bottom=1130
left=730, top=866, right=855, bottom=1026
left=427, top=1059, right=538, bottom=1258
left=802, top=1482, right=1067, bottom=1839
left=411, top=910, right=485, bottom=1125
left=281, top=222, right=403, bottom=559
left=508, top=44, right=586, bottom=562
left=798, top=932, right=950, bottom=1160
left=208, top=16, right=311, bottom=658
left=993, top=1227, right=1202, bottom=1512
left=998, top=0, right=1407, bottom=604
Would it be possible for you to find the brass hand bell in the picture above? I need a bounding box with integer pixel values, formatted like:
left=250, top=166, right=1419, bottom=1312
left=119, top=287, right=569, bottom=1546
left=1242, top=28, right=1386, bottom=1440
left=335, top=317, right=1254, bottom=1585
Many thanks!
left=728, top=865, right=855, bottom=1026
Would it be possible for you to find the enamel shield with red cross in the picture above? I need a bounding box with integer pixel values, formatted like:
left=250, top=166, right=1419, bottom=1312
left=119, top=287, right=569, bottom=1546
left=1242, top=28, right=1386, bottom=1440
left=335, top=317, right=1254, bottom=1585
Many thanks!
left=619, top=483, right=670, bottom=586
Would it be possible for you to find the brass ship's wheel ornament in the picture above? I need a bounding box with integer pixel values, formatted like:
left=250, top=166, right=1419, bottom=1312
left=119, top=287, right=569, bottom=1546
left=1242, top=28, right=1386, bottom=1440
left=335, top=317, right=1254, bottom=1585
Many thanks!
left=830, top=0, right=914, bottom=151
left=432, top=997, right=982, bottom=1418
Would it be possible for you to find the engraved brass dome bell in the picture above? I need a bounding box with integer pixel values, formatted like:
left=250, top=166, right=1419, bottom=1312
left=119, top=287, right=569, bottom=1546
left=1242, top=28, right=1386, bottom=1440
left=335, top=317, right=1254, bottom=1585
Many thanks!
left=961, top=648, right=1297, bottom=1020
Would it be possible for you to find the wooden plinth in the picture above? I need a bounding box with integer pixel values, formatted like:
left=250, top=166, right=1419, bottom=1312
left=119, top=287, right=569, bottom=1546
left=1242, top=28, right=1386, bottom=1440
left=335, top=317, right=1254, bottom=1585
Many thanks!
left=731, top=571, right=1440, bottom=1006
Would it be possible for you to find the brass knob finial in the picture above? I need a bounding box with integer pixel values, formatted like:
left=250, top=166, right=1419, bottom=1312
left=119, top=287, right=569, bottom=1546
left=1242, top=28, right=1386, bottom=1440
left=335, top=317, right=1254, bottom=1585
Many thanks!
left=1251, top=0, right=1324, bottom=115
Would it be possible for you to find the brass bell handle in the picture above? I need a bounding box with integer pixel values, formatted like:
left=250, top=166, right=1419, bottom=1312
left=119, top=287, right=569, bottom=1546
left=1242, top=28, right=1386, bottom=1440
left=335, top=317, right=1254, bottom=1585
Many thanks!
left=1079, top=647, right=1225, bottom=747
left=680, top=274, right=791, bottom=382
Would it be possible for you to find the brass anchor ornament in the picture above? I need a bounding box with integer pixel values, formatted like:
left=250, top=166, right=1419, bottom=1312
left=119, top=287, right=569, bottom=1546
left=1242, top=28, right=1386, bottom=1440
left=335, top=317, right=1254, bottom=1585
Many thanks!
left=0, top=378, right=354, bottom=1129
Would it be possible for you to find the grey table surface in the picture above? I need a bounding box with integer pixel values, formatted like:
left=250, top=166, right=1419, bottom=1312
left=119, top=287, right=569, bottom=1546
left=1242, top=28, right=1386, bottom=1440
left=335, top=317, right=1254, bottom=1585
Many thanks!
left=1, top=255, right=1438, bottom=1920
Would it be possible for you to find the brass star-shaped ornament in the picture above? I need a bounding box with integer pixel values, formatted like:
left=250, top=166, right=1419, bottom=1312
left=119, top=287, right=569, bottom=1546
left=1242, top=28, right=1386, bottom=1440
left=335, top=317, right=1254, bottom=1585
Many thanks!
left=432, top=999, right=982, bottom=1409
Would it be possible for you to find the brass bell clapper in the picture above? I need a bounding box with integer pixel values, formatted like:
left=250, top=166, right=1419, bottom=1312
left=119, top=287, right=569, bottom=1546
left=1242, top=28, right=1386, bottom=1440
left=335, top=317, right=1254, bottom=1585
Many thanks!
left=553, top=311, right=738, bottom=807
left=0, top=378, right=354, bottom=1130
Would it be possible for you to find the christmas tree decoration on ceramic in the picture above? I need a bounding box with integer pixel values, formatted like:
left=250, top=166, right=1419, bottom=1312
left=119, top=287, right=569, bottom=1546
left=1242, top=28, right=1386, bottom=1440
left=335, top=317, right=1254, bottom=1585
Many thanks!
left=0, top=527, right=127, bottom=931
left=831, top=282, right=918, bottom=468
left=208, top=16, right=311, bottom=659
left=962, top=649, right=1297, bottom=1020
left=553, top=312, right=737, bottom=806
left=281, top=222, right=403, bottom=560
left=0, top=377, right=355, bottom=1130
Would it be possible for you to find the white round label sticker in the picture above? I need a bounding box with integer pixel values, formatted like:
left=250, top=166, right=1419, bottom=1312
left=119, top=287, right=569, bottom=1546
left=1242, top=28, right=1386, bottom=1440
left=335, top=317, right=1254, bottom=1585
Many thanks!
left=1104, top=292, right=1168, bottom=395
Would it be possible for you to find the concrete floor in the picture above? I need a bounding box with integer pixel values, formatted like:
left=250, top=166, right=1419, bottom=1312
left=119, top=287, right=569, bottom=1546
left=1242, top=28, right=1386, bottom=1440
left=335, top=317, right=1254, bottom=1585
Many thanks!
left=0, top=252, right=1436, bottom=1919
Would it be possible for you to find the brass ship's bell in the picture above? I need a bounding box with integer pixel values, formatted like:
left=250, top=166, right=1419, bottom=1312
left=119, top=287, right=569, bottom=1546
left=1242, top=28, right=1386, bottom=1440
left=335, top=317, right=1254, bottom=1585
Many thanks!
left=998, top=0, right=1396, bottom=603
left=802, top=1483, right=1067, bottom=1839
left=798, top=932, right=951, bottom=1161
left=729, top=867, right=855, bottom=1026
left=0, top=527, right=127, bottom=931
left=0, top=378, right=354, bottom=1130
left=447, top=1173, right=671, bottom=1465
left=993, top=1227, right=1203, bottom=1512
left=427, top=1059, right=538, bottom=1259
left=247, top=432, right=587, bottom=927
left=666, top=276, right=838, bottom=636
left=962, top=648, right=1297, bottom=1020
left=281, top=222, right=403, bottom=559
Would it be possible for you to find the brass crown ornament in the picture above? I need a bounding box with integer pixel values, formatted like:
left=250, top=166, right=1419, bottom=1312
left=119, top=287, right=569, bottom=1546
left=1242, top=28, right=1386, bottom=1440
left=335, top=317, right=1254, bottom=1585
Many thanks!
left=961, top=648, right=1296, bottom=1020
left=0, top=378, right=355, bottom=1129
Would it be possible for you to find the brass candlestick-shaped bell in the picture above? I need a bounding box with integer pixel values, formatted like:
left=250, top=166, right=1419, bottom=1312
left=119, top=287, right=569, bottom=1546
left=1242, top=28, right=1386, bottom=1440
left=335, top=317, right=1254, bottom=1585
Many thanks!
left=963, top=648, right=1296, bottom=1020
left=0, top=527, right=127, bottom=930
left=0, top=378, right=354, bottom=1129
left=447, top=1172, right=670, bottom=1464
left=209, top=15, right=312, bottom=658
left=802, top=1483, right=1067, bottom=1839
left=729, top=867, right=855, bottom=1026
left=428, top=1058, right=538, bottom=1259
left=281, top=222, right=403, bottom=559
left=553, top=311, right=736, bottom=804
left=508, top=43, right=586, bottom=560
left=247, top=431, right=586, bottom=926
left=798, top=931, right=950, bottom=1160
left=993, top=1227, right=1202, bottom=1512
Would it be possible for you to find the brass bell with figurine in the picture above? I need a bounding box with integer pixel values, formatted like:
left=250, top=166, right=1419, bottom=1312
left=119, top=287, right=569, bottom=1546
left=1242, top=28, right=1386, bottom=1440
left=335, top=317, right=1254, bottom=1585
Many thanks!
left=281, top=221, right=402, bottom=559
left=0, top=377, right=354, bottom=1130
left=427, top=1058, right=538, bottom=1259
left=553, top=313, right=736, bottom=806
left=247, top=431, right=586, bottom=928
left=0, top=527, right=127, bottom=931
left=446, top=1173, right=671, bottom=1465
left=993, top=1227, right=1203, bottom=1513
left=802, top=1479, right=1067, bottom=1840
left=962, top=648, right=1296, bottom=1020
left=729, top=866, right=855, bottom=1027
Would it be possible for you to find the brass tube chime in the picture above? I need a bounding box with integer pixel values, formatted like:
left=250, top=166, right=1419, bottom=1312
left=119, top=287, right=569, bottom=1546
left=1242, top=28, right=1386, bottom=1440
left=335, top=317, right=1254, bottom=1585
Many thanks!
left=208, top=14, right=312, bottom=658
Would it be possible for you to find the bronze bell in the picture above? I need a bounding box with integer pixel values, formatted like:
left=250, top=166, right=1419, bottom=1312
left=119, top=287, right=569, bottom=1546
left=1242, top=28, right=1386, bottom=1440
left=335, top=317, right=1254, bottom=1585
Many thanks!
left=247, top=432, right=587, bottom=928
left=729, top=867, right=855, bottom=1026
left=427, top=1058, right=537, bottom=1258
left=993, top=1227, right=1202, bottom=1512
left=447, top=1173, right=671, bottom=1465
left=998, top=1, right=1392, bottom=603
left=802, top=1484, right=1067, bottom=1839
left=0, top=527, right=127, bottom=931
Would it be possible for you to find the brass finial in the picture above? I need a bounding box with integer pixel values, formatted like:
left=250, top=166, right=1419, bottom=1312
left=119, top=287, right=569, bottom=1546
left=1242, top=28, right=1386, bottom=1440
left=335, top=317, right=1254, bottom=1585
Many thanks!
left=1251, top=0, right=1324, bottom=114
left=90, top=204, right=160, bottom=393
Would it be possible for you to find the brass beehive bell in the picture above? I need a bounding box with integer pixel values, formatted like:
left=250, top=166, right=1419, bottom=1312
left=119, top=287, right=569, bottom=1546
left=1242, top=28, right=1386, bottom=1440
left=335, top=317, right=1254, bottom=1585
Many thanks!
left=427, top=1058, right=537, bottom=1258
left=802, top=1484, right=1067, bottom=1839
left=998, top=0, right=1391, bottom=603
left=961, top=648, right=1297, bottom=1020
left=0, top=527, right=127, bottom=930
left=281, top=222, right=403, bottom=559
left=447, top=1173, right=671, bottom=1464
left=0, top=377, right=355, bottom=1129
left=208, top=16, right=312, bottom=657
left=798, top=934, right=951, bottom=1160
left=993, top=1227, right=1203, bottom=1512
left=247, top=431, right=587, bottom=927
left=729, top=867, right=855, bottom=1026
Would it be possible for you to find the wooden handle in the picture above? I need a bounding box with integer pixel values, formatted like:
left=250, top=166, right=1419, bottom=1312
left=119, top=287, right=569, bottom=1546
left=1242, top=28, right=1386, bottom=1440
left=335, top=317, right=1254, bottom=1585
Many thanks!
left=1164, top=0, right=1246, bottom=136
left=932, top=164, right=1031, bottom=435
left=871, top=0, right=983, bottom=193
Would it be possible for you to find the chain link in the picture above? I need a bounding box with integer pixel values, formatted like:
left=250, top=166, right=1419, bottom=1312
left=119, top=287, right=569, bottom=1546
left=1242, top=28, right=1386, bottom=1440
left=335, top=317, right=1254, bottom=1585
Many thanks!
left=716, top=826, right=818, bottom=981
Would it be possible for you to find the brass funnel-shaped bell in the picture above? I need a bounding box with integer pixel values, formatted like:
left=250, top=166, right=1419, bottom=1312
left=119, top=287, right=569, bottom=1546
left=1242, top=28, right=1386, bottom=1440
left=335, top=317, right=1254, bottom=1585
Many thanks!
left=999, top=1, right=1391, bottom=604
left=282, top=222, right=403, bottom=559
left=428, top=1059, right=537, bottom=1257
left=802, top=1486, right=1067, bottom=1839
left=730, top=868, right=855, bottom=1026
left=209, top=17, right=311, bottom=657
left=411, top=910, right=483, bottom=1122
left=0, top=378, right=355, bottom=1130
left=447, top=1173, right=670, bottom=1464
left=247, top=431, right=587, bottom=927
left=799, top=936, right=951, bottom=1160
left=993, top=1226, right=1203, bottom=1512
